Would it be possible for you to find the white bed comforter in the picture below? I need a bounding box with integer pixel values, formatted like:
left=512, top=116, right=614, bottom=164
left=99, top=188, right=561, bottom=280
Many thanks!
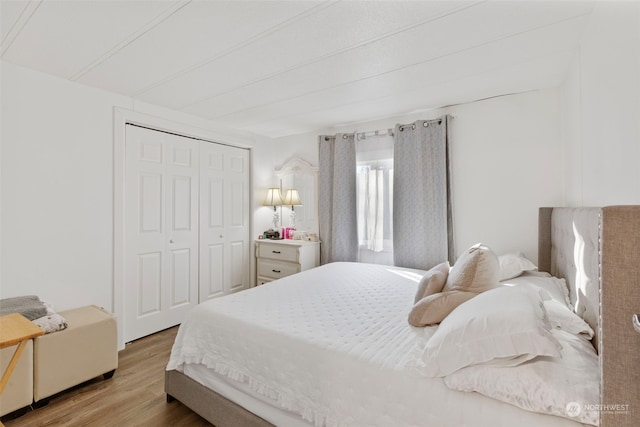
left=167, top=262, right=586, bottom=427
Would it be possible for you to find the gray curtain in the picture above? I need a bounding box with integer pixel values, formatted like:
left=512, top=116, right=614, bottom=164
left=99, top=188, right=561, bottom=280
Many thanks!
left=318, top=134, right=358, bottom=264
left=393, top=116, right=453, bottom=269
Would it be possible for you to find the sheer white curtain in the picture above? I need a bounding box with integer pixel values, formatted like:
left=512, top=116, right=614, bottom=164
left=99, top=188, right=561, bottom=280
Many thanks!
left=356, top=132, right=394, bottom=265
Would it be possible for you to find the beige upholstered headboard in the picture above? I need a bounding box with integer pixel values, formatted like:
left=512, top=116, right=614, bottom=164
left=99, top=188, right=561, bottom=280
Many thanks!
left=538, top=206, right=640, bottom=427
left=538, top=207, right=601, bottom=346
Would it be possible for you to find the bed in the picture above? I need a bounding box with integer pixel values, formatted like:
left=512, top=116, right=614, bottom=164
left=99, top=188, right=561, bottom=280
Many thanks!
left=165, top=206, right=640, bottom=427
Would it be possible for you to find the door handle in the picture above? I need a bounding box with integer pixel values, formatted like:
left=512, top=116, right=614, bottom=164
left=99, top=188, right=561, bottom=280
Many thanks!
left=633, top=314, right=640, bottom=334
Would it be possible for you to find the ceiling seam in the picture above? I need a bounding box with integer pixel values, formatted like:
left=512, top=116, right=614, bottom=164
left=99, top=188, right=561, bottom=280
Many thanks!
left=227, top=60, right=568, bottom=137
left=69, top=0, right=193, bottom=82
left=0, top=0, right=42, bottom=57
left=131, top=0, right=342, bottom=98
left=238, top=87, right=547, bottom=138
left=203, top=12, right=591, bottom=123
left=242, top=53, right=572, bottom=137
left=216, top=47, right=573, bottom=129
left=175, top=0, right=486, bottom=110
left=0, top=0, right=30, bottom=46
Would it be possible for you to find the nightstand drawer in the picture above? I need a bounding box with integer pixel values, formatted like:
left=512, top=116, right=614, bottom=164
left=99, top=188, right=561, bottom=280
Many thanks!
left=255, top=239, right=320, bottom=285
left=257, top=259, right=300, bottom=280
left=257, top=242, right=299, bottom=263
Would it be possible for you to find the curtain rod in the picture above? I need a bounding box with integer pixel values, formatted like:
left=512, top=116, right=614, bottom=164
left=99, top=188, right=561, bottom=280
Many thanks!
left=322, top=115, right=453, bottom=141
left=397, top=116, right=449, bottom=132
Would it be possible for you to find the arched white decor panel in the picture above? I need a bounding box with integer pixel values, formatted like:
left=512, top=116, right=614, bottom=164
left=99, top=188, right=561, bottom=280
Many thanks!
left=275, top=157, right=319, bottom=234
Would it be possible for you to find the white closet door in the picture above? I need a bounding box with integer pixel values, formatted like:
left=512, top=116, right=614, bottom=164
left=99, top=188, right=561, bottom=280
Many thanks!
left=124, top=125, right=199, bottom=342
left=199, top=143, right=250, bottom=301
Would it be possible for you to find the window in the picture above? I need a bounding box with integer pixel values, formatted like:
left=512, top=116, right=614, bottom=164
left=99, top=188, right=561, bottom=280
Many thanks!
left=355, top=132, right=394, bottom=265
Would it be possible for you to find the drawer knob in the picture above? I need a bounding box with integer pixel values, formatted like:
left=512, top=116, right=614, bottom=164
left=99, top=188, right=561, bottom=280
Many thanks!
left=272, top=250, right=281, bottom=254
left=272, top=269, right=281, bottom=273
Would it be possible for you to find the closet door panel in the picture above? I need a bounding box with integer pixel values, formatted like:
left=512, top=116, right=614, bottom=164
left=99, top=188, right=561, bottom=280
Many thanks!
left=199, top=143, right=250, bottom=301
left=229, top=240, right=245, bottom=292
left=170, top=248, right=192, bottom=307
left=225, top=152, right=249, bottom=294
left=208, top=179, right=224, bottom=228
left=124, top=124, right=250, bottom=340
left=124, top=125, right=198, bottom=342
left=172, top=176, right=192, bottom=231
left=204, top=243, right=225, bottom=299
left=138, top=251, right=162, bottom=316
left=230, top=181, right=245, bottom=227
left=140, top=173, right=163, bottom=233
left=199, top=159, right=225, bottom=302
left=164, top=133, right=199, bottom=323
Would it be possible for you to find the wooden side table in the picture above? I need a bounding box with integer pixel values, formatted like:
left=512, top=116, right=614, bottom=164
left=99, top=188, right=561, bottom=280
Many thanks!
left=0, top=313, right=43, bottom=424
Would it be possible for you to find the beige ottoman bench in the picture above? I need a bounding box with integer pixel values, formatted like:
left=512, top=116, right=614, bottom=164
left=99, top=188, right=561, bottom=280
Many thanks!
left=33, top=305, right=118, bottom=403
left=0, top=340, right=33, bottom=416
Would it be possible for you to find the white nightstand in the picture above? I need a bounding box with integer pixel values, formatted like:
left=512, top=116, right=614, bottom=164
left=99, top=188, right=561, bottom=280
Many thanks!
left=255, top=239, right=320, bottom=285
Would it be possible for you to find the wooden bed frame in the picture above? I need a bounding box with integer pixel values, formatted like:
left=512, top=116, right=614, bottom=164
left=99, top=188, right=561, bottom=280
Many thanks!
left=165, top=369, right=272, bottom=427
left=167, top=206, right=640, bottom=427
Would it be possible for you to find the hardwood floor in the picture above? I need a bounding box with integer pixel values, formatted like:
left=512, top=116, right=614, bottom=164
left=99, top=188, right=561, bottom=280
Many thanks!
left=1, top=326, right=211, bottom=427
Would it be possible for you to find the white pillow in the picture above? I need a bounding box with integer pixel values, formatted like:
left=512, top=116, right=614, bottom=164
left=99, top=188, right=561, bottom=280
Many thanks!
left=502, top=274, right=573, bottom=309
left=502, top=277, right=591, bottom=336
left=498, top=252, right=537, bottom=281
left=544, top=299, right=594, bottom=339
left=444, top=329, right=599, bottom=426
left=418, top=285, right=561, bottom=377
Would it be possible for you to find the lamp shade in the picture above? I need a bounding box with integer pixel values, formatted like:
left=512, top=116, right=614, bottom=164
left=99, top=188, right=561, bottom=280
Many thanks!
left=283, top=189, right=303, bottom=206
left=263, top=188, right=283, bottom=206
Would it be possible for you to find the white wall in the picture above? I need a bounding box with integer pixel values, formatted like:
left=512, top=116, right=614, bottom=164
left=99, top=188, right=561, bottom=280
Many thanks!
left=10, top=3, right=631, bottom=311
left=448, top=90, right=564, bottom=260
left=0, top=61, right=270, bottom=312
left=253, top=140, right=283, bottom=238
left=2, top=62, right=128, bottom=311
left=561, top=1, right=640, bottom=206
left=269, top=89, right=565, bottom=263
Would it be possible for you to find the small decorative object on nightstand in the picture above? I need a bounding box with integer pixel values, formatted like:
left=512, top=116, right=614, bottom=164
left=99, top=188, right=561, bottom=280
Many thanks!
left=255, top=239, right=320, bottom=285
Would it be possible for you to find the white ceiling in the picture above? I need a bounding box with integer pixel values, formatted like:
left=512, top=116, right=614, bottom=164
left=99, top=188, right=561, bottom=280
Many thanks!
left=1, top=0, right=594, bottom=138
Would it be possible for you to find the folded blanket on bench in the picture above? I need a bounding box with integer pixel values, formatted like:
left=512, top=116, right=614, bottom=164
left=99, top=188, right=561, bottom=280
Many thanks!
left=33, top=313, right=69, bottom=333
left=0, top=295, right=48, bottom=320
left=0, top=295, right=68, bottom=334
